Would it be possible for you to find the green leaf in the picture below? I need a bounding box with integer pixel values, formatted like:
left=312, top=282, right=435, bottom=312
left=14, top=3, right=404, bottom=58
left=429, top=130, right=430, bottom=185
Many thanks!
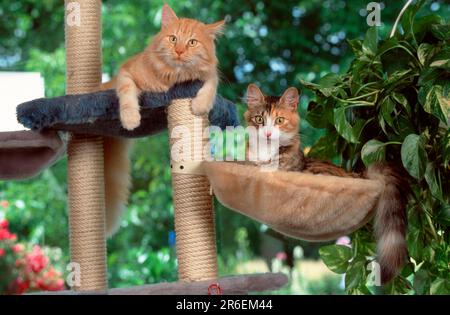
left=437, top=205, right=450, bottom=227
left=401, top=134, right=427, bottom=179
left=430, top=59, right=450, bottom=69
left=407, top=227, right=422, bottom=258
left=400, top=1, right=426, bottom=44
left=345, top=260, right=366, bottom=290
left=347, top=39, right=362, bottom=56
left=401, top=262, right=415, bottom=278
left=413, top=268, right=430, bottom=295
left=417, top=43, right=435, bottom=66
left=362, top=27, right=378, bottom=56
left=431, top=24, right=450, bottom=41
left=418, top=67, right=444, bottom=86
left=442, top=131, right=450, bottom=168
left=299, top=78, right=320, bottom=92
left=380, top=96, right=396, bottom=129
left=413, top=14, right=443, bottom=36
left=422, top=245, right=436, bottom=264
left=319, top=245, right=352, bottom=274
left=429, top=49, right=450, bottom=70
left=424, top=163, right=443, bottom=201
left=384, top=69, right=415, bottom=88
left=392, top=92, right=411, bottom=115
left=306, top=101, right=333, bottom=129
left=333, top=107, right=366, bottom=144
left=308, top=132, right=340, bottom=160
left=422, top=85, right=450, bottom=124
left=318, top=73, right=341, bottom=88
left=430, top=278, right=450, bottom=295
left=361, top=140, right=386, bottom=166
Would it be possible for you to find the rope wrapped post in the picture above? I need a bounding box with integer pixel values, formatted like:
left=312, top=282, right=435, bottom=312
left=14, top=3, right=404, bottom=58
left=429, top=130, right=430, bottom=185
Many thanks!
left=65, top=0, right=107, bottom=291
left=168, top=100, right=218, bottom=281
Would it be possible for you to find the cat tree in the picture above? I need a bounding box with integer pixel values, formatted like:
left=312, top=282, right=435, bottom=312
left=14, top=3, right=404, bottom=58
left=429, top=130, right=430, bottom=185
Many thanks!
left=0, top=0, right=413, bottom=294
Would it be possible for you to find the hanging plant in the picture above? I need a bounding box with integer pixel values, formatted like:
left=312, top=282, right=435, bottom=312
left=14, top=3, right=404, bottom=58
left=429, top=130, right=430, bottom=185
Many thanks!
left=302, top=0, right=449, bottom=294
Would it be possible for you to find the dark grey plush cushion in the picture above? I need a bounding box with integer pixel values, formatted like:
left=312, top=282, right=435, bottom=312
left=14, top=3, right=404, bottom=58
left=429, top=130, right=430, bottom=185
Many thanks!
left=17, top=80, right=240, bottom=138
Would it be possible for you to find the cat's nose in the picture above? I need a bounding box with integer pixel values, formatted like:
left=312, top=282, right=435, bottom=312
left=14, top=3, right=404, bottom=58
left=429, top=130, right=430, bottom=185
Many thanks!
left=175, top=48, right=185, bottom=56
left=264, top=131, right=272, bottom=138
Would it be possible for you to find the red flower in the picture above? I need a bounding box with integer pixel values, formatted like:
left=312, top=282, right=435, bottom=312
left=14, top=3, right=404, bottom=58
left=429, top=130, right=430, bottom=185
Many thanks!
left=0, top=218, right=8, bottom=229
left=13, top=277, right=30, bottom=294
left=25, top=245, right=49, bottom=274
left=36, top=268, right=65, bottom=291
left=0, top=229, right=17, bottom=241
left=0, top=248, right=5, bottom=257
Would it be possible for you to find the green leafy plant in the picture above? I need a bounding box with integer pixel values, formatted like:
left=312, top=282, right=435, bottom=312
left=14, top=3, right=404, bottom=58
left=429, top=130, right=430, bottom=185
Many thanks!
left=303, top=1, right=449, bottom=294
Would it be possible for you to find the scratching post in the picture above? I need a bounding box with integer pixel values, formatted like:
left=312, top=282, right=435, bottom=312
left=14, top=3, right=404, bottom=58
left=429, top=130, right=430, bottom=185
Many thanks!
left=168, top=99, right=218, bottom=281
left=65, top=0, right=107, bottom=291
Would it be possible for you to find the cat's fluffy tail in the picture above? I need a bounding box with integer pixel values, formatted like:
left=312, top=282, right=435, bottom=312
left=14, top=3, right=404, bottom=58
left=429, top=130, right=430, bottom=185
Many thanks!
left=364, top=163, right=409, bottom=284
left=103, top=136, right=132, bottom=236
left=99, top=79, right=132, bottom=236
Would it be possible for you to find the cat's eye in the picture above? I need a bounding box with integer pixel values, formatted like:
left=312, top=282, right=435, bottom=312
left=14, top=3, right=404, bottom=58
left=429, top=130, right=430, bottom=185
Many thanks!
left=188, top=39, right=198, bottom=47
left=169, top=35, right=177, bottom=44
left=275, top=117, right=285, bottom=124
left=254, top=116, right=264, bottom=124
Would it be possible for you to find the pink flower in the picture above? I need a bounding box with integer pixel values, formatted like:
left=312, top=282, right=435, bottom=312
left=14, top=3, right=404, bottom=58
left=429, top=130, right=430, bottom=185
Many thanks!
left=0, top=248, right=5, bottom=257
left=0, top=200, right=9, bottom=209
left=275, top=252, right=287, bottom=261
left=336, top=236, right=351, bottom=247
left=11, top=243, right=24, bottom=253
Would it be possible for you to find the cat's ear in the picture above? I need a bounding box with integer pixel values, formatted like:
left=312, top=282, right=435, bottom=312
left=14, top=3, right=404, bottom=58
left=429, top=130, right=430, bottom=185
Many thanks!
left=206, top=20, right=226, bottom=39
left=280, top=87, right=300, bottom=111
left=161, top=3, right=178, bottom=28
left=246, top=84, right=265, bottom=108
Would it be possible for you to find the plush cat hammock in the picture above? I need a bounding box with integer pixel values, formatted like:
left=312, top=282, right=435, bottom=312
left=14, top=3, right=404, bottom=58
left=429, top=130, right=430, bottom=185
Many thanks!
left=203, top=162, right=383, bottom=242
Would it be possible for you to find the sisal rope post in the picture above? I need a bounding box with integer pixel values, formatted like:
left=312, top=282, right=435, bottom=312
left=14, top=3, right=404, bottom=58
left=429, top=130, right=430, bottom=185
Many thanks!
left=65, top=0, right=107, bottom=291
left=168, top=100, right=218, bottom=281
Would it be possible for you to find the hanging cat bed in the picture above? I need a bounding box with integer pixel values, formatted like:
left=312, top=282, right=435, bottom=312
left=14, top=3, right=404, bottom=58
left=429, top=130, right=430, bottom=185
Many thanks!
left=0, top=130, right=65, bottom=180
left=203, top=161, right=384, bottom=242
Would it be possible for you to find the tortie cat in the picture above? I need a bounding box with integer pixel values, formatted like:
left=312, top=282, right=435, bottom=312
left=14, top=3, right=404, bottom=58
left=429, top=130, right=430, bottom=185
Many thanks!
left=244, top=83, right=409, bottom=284
left=244, top=83, right=305, bottom=171
left=100, top=4, right=225, bottom=236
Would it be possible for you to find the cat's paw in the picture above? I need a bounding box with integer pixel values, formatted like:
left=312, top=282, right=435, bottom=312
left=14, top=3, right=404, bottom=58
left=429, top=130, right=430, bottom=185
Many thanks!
left=191, top=95, right=213, bottom=116
left=120, top=107, right=141, bottom=130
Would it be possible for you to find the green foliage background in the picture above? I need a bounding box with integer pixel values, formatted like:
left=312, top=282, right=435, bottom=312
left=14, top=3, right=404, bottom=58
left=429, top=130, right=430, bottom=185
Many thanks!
left=306, top=0, right=449, bottom=294
left=0, top=0, right=448, bottom=293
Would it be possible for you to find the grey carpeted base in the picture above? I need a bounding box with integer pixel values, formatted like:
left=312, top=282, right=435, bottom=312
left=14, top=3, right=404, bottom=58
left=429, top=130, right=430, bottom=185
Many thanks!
left=17, top=80, right=240, bottom=138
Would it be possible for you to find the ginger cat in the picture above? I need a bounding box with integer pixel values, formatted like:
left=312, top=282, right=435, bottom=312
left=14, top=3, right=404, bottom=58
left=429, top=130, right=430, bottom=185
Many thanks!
left=244, top=83, right=408, bottom=284
left=101, top=4, right=224, bottom=235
